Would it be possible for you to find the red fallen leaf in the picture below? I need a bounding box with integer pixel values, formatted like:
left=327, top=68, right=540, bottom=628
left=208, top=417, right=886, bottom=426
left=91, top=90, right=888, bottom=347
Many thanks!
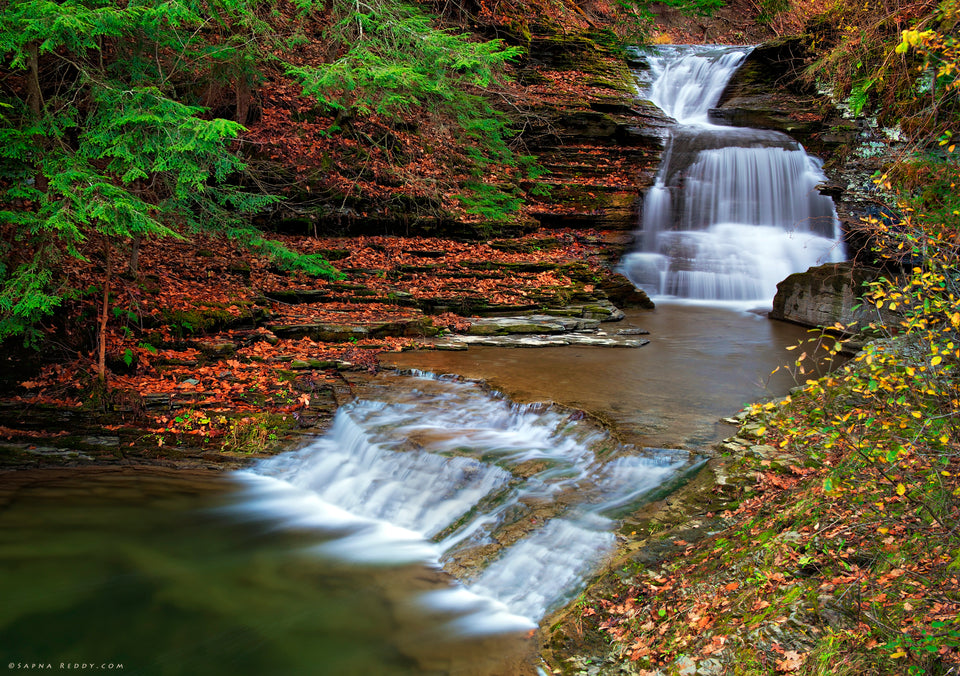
left=723, top=581, right=740, bottom=592
left=776, top=651, right=805, bottom=672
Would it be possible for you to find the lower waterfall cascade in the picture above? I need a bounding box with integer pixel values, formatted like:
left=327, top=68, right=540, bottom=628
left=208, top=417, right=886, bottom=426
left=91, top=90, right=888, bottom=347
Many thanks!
left=233, top=372, right=693, bottom=634
left=622, top=44, right=845, bottom=305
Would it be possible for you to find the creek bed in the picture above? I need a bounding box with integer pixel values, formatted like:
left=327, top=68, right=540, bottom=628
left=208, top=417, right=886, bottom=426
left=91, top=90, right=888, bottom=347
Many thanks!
left=1, top=306, right=816, bottom=675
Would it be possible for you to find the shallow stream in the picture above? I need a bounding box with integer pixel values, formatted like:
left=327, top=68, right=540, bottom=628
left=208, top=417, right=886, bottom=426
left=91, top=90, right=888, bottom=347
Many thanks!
left=385, top=304, right=817, bottom=449
left=0, top=305, right=817, bottom=675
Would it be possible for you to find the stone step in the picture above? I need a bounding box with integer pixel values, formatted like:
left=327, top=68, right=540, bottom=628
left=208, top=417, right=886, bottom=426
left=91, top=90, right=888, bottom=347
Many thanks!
left=258, top=289, right=419, bottom=307
left=438, top=334, right=649, bottom=348
left=465, top=315, right=601, bottom=336
left=268, top=317, right=438, bottom=342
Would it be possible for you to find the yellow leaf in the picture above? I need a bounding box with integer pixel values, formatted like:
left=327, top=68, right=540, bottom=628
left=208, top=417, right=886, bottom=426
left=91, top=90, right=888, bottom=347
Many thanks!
left=912, top=411, right=923, bottom=418
left=896, top=483, right=906, bottom=496
left=877, top=527, right=889, bottom=534
left=932, top=356, right=943, bottom=366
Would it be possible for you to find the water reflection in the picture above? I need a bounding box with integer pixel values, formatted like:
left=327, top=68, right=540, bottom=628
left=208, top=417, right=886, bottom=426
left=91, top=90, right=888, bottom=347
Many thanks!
left=0, top=468, right=534, bottom=675
left=384, top=305, right=825, bottom=450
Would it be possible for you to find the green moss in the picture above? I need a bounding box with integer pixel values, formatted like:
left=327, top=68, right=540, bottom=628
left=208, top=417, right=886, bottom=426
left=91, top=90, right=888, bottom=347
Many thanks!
left=161, top=307, right=233, bottom=337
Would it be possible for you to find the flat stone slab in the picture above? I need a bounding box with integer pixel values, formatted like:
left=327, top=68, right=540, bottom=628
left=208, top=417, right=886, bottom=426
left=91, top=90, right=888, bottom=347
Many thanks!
left=465, top=315, right=602, bottom=336
left=431, top=342, right=469, bottom=351
left=2, top=443, right=95, bottom=461
left=440, top=334, right=649, bottom=348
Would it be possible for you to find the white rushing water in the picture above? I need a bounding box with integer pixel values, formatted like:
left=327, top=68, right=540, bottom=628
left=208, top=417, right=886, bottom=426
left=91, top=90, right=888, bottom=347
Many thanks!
left=647, top=46, right=749, bottom=124
left=622, top=45, right=844, bottom=305
left=232, top=372, right=690, bottom=635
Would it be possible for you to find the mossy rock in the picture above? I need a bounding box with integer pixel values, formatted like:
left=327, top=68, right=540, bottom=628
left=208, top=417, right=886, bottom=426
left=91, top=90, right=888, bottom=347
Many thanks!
left=270, top=323, right=370, bottom=342
left=161, top=307, right=234, bottom=337
left=141, top=274, right=162, bottom=294
left=196, top=341, right=238, bottom=358
left=318, top=248, right=351, bottom=261
left=554, top=110, right=618, bottom=138
left=367, top=318, right=439, bottom=338
left=226, top=262, right=252, bottom=281
left=462, top=261, right=558, bottom=273
left=488, top=237, right=560, bottom=253
left=597, top=271, right=655, bottom=310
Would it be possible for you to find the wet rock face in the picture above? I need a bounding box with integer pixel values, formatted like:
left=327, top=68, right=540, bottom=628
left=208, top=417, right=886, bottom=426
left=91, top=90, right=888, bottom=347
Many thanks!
left=436, top=309, right=650, bottom=348
left=770, top=261, right=892, bottom=329
left=710, top=38, right=843, bottom=156
left=597, top=272, right=655, bottom=309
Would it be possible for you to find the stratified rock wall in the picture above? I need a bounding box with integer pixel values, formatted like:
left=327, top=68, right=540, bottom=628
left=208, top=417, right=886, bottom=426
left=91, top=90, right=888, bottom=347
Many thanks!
left=711, top=38, right=854, bottom=156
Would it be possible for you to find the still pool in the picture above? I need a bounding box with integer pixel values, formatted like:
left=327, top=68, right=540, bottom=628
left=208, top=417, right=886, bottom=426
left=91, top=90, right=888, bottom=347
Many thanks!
left=0, top=468, right=535, bottom=675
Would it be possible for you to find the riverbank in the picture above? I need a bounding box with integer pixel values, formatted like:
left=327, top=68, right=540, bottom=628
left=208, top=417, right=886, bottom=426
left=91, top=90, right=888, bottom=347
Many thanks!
left=542, top=389, right=959, bottom=675
left=0, top=227, right=654, bottom=471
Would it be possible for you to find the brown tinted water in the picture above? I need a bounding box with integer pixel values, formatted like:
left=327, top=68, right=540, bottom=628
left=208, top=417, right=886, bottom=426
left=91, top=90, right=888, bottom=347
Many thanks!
left=0, top=467, right=536, bottom=675
left=0, top=306, right=824, bottom=675
left=383, top=304, right=822, bottom=450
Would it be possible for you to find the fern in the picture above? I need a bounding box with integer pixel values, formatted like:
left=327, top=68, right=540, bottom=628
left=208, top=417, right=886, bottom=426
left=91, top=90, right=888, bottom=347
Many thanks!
left=848, top=78, right=875, bottom=116
left=457, top=182, right=524, bottom=221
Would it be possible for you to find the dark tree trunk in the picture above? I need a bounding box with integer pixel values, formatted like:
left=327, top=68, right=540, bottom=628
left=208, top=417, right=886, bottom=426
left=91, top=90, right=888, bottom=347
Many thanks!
left=26, top=41, right=48, bottom=193
left=97, top=240, right=113, bottom=383
left=129, top=234, right=142, bottom=277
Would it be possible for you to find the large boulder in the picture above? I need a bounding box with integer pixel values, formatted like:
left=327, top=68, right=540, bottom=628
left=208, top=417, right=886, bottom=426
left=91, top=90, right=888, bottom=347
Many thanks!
left=770, top=262, right=895, bottom=330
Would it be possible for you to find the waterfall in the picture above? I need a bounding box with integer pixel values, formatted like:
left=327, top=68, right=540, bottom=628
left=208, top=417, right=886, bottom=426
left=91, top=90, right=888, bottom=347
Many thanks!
left=623, top=45, right=844, bottom=305
left=231, top=372, right=690, bottom=634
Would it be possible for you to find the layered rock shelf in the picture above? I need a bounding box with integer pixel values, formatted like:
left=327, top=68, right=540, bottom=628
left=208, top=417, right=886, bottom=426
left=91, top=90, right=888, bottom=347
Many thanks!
left=431, top=311, right=649, bottom=348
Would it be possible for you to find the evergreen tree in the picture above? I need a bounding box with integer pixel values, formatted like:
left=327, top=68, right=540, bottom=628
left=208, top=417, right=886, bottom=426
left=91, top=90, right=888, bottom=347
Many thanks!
left=0, top=0, right=335, bottom=379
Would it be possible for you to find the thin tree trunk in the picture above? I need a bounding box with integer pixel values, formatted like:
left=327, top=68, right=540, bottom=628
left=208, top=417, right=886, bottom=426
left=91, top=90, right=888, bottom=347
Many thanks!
left=98, top=240, right=113, bottom=383
left=26, top=42, right=41, bottom=117
left=129, top=234, right=142, bottom=276
left=236, top=78, right=251, bottom=126
left=26, top=41, right=48, bottom=193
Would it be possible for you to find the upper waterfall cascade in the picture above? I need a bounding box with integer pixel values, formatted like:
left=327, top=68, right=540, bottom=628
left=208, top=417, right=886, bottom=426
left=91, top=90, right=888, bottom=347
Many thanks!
left=622, top=45, right=844, bottom=304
